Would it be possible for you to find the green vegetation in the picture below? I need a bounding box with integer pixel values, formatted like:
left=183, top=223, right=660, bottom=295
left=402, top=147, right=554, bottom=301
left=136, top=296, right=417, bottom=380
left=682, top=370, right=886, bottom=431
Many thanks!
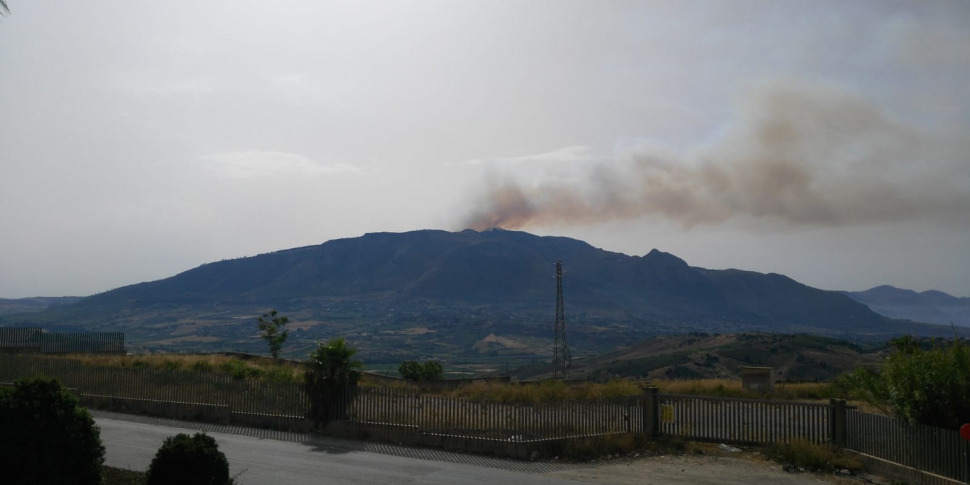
left=305, top=337, right=363, bottom=425
left=0, top=377, right=105, bottom=485
left=146, top=433, right=233, bottom=485
left=398, top=360, right=444, bottom=381
left=257, top=310, right=290, bottom=360
left=837, top=336, right=970, bottom=429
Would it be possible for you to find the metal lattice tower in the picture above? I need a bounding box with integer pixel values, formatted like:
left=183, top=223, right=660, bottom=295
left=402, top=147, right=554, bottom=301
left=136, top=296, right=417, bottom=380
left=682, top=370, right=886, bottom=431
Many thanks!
left=553, top=260, right=570, bottom=379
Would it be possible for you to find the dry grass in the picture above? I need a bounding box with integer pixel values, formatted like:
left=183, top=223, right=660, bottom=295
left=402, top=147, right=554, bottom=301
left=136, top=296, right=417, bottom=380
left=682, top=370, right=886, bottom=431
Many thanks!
left=551, top=433, right=647, bottom=461
left=449, top=379, right=644, bottom=403
left=653, top=379, right=837, bottom=401
left=765, top=438, right=864, bottom=472
left=61, top=353, right=304, bottom=382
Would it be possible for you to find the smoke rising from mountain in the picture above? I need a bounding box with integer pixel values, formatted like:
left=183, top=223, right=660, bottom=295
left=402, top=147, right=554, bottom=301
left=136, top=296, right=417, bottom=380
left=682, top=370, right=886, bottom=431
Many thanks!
left=462, top=83, right=970, bottom=231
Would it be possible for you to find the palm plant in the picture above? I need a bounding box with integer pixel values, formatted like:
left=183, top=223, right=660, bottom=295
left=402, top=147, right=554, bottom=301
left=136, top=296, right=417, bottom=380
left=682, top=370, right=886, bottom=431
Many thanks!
left=304, top=337, right=362, bottom=425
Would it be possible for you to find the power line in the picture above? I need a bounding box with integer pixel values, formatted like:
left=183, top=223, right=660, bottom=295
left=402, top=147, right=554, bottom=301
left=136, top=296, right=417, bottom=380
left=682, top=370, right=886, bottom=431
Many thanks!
left=552, top=261, right=570, bottom=379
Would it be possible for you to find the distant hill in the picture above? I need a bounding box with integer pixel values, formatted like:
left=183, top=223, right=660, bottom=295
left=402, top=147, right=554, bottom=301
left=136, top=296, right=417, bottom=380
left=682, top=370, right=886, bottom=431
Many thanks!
left=0, top=229, right=947, bottom=362
left=0, top=297, right=84, bottom=316
left=844, top=286, right=970, bottom=327
left=515, top=332, right=884, bottom=382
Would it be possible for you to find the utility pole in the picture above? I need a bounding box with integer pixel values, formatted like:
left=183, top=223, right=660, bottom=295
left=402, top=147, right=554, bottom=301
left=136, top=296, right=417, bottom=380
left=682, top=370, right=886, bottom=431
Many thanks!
left=553, top=261, right=570, bottom=379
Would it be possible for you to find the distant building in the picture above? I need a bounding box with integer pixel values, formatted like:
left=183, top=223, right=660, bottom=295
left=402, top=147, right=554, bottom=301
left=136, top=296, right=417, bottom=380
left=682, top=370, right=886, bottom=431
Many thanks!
left=741, top=366, right=775, bottom=392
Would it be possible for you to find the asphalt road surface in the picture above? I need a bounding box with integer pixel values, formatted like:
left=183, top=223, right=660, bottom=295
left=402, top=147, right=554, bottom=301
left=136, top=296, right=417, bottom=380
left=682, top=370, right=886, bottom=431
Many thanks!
left=95, top=411, right=845, bottom=485
left=94, top=411, right=588, bottom=485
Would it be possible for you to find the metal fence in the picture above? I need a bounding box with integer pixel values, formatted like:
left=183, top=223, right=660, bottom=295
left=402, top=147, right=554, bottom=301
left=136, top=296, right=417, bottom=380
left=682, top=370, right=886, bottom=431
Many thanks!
left=0, top=327, right=124, bottom=354
left=3, top=353, right=968, bottom=483
left=658, top=393, right=830, bottom=445
left=0, top=355, right=306, bottom=419
left=346, top=385, right=643, bottom=441
left=0, top=355, right=642, bottom=441
left=846, top=409, right=969, bottom=483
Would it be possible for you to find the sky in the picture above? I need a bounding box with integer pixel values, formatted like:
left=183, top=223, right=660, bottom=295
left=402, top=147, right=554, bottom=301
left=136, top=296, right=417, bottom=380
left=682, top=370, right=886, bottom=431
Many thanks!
left=1, top=1, right=968, bottom=299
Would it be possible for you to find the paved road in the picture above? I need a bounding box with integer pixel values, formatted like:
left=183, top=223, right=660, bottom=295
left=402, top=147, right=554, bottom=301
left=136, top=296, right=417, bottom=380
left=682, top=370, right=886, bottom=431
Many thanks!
left=94, top=411, right=588, bottom=485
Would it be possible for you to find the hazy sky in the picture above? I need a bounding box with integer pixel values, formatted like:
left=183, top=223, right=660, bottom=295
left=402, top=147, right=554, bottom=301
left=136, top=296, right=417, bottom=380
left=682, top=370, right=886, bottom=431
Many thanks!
left=2, top=1, right=968, bottom=299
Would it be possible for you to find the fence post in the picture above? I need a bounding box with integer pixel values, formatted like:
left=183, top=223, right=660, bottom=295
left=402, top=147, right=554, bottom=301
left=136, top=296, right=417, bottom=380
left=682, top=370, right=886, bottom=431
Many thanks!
left=641, top=386, right=659, bottom=438
left=829, top=398, right=847, bottom=447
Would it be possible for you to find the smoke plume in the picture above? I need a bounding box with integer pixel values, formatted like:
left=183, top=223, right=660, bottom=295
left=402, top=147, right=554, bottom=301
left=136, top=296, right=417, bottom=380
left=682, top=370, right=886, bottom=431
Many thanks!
left=462, top=83, right=970, bottom=231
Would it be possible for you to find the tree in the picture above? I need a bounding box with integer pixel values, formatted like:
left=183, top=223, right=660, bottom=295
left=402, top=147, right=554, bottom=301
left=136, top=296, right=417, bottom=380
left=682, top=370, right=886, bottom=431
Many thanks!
left=305, top=337, right=362, bottom=425
left=398, top=360, right=443, bottom=381
left=0, top=1, right=8, bottom=16
left=398, top=360, right=422, bottom=380
left=257, top=309, right=289, bottom=360
left=0, top=377, right=105, bottom=485
left=838, top=336, right=970, bottom=429
left=146, top=432, right=233, bottom=485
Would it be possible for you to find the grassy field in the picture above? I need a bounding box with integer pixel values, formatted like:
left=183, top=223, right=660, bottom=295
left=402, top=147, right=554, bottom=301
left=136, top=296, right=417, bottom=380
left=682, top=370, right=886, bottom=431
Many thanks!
left=64, top=352, right=304, bottom=382
left=54, top=353, right=845, bottom=402
left=448, top=379, right=644, bottom=403
left=652, top=378, right=839, bottom=401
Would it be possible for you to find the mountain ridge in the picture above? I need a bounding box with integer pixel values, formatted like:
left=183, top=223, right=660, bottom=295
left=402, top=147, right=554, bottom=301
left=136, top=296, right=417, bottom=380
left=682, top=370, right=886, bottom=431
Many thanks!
left=844, top=285, right=970, bottom=327
left=1, top=229, right=951, bottom=360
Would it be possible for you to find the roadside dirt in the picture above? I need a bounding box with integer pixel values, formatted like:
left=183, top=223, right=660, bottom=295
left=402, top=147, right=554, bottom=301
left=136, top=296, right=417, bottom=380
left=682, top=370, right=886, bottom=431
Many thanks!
left=549, top=455, right=838, bottom=485
left=545, top=445, right=883, bottom=485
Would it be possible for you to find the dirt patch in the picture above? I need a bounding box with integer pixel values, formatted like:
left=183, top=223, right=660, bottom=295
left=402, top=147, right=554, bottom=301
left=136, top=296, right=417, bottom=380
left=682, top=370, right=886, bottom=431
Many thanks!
left=473, top=333, right=528, bottom=352
left=547, top=453, right=858, bottom=485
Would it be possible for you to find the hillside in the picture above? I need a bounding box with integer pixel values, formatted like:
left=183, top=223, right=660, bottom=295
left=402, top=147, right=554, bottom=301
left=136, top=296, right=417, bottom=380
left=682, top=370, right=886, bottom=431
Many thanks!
left=845, top=286, right=970, bottom=327
left=517, top=333, right=884, bottom=382
left=0, top=297, right=84, bottom=316
left=0, top=229, right=945, bottom=364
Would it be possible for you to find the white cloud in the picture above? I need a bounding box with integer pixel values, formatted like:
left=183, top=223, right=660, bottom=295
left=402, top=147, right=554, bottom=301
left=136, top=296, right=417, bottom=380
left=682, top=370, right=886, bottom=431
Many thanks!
left=200, top=151, right=365, bottom=179
left=454, top=146, right=598, bottom=166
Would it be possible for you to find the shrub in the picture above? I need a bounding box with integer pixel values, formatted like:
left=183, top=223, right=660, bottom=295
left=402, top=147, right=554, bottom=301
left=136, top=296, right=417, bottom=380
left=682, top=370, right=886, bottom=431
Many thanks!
left=398, top=360, right=443, bottom=381
left=305, top=337, right=362, bottom=425
left=191, top=359, right=214, bottom=373
left=837, top=336, right=970, bottom=429
left=220, top=359, right=261, bottom=380
left=262, top=364, right=298, bottom=383
left=0, top=377, right=105, bottom=485
left=146, top=433, right=232, bottom=485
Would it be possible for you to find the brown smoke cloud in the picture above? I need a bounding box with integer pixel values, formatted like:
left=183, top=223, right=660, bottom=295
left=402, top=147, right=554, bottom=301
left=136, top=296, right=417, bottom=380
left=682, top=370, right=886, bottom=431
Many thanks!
left=462, top=83, right=970, bottom=231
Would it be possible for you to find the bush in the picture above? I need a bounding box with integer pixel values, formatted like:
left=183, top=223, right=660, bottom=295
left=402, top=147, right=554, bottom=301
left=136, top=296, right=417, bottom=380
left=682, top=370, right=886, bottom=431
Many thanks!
left=837, top=336, right=970, bottom=429
left=305, top=338, right=362, bottom=425
left=0, top=377, right=105, bottom=485
left=146, top=433, right=232, bottom=485
left=220, top=359, right=261, bottom=380
left=398, top=360, right=443, bottom=381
